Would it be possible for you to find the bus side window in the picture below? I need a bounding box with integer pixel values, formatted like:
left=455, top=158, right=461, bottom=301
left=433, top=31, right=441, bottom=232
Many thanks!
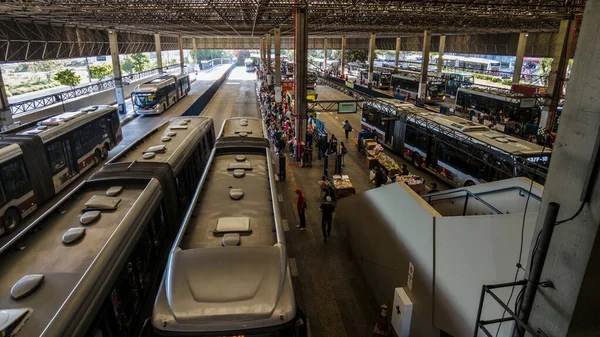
left=0, top=158, right=30, bottom=200
left=111, top=111, right=120, bottom=132
left=47, top=141, right=67, bottom=172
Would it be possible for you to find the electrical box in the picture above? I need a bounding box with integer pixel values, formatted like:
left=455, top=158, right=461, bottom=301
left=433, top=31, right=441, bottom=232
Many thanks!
left=391, top=287, right=413, bottom=336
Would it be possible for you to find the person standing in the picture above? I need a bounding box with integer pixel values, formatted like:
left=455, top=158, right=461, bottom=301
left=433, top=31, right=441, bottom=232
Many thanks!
left=343, top=120, right=353, bottom=139
left=339, top=142, right=347, bottom=167
left=320, top=196, right=336, bottom=242
left=295, top=188, right=307, bottom=231
left=429, top=183, right=439, bottom=193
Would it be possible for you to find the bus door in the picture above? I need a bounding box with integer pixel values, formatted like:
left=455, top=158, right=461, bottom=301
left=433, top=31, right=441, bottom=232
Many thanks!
left=62, top=139, right=79, bottom=179
left=425, top=136, right=440, bottom=169
left=381, top=116, right=396, bottom=146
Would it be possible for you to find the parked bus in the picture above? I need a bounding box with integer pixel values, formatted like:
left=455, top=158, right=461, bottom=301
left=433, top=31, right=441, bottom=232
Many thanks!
left=152, top=117, right=307, bottom=337
left=0, top=105, right=121, bottom=235
left=372, top=71, right=392, bottom=89
left=361, top=98, right=550, bottom=186
left=245, top=58, right=255, bottom=72
left=455, top=86, right=542, bottom=136
left=443, top=72, right=475, bottom=96
left=0, top=117, right=217, bottom=337
left=433, top=55, right=501, bottom=74
left=107, top=116, right=215, bottom=214
left=308, top=71, right=318, bottom=89
left=391, top=70, right=446, bottom=103
left=132, top=74, right=190, bottom=115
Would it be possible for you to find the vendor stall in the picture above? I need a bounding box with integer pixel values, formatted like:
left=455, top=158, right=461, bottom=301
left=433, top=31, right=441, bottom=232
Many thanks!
left=331, top=175, right=356, bottom=199
left=396, top=174, right=427, bottom=195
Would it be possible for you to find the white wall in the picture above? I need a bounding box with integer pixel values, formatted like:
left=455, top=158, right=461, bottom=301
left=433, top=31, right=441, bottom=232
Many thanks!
left=434, top=212, right=537, bottom=337
left=337, top=182, right=440, bottom=337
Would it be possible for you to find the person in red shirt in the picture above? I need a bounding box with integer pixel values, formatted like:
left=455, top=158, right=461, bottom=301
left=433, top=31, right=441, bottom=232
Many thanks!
left=295, top=188, right=307, bottom=230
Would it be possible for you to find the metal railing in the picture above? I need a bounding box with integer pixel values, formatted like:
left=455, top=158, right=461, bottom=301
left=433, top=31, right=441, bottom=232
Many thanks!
left=8, top=59, right=231, bottom=116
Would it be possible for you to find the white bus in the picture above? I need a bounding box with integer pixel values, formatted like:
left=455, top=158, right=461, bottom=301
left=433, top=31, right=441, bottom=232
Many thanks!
left=433, top=55, right=501, bottom=74
left=0, top=105, right=121, bottom=235
left=361, top=98, right=550, bottom=186
left=132, top=74, right=190, bottom=115
left=245, top=58, right=255, bottom=72
left=152, top=118, right=307, bottom=337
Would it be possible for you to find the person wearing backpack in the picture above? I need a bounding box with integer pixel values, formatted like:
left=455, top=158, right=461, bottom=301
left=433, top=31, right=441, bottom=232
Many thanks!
left=343, top=120, right=353, bottom=139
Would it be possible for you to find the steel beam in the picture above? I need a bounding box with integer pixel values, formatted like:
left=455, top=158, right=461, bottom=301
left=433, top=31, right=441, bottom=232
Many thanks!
left=108, top=28, right=126, bottom=114
left=543, top=19, right=574, bottom=130
left=266, top=33, right=271, bottom=72
left=192, top=38, right=198, bottom=72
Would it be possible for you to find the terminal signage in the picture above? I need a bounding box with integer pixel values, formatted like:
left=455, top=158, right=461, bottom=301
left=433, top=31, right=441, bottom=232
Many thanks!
left=96, top=56, right=107, bottom=61
left=345, top=81, right=355, bottom=89
left=338, top=102, right=357, bottom=114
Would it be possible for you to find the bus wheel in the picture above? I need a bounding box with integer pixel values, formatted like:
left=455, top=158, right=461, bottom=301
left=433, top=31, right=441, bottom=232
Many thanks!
left=102, top=143, right=110, bottom=160
left=93, top=149, right=102, bottom=166
left=163, top=104, right=167, bottom=113
left=412, top=154, right=422, bottom=168
left=464, top=180, right=476, bottom=187
left=3, top=208, right=20, bottom=234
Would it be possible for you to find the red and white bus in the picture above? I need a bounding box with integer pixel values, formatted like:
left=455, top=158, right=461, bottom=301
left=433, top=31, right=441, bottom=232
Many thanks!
left=361, top=98, right=550, bottom=187
left=0, top=105, right=121, bottom=235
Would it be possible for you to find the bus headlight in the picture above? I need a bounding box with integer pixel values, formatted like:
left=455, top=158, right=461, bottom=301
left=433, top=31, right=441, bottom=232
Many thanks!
left=427, top=96, right=431, bottom=100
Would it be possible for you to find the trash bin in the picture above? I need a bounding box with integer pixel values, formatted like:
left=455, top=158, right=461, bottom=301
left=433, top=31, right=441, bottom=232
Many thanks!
left=440, top=105, right=448, bottom=115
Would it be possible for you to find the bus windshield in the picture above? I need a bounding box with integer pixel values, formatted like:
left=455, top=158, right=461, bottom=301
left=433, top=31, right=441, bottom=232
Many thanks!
left=133, top=92, right=158, bottom=108
left=428, top=82, right=445, bottom=97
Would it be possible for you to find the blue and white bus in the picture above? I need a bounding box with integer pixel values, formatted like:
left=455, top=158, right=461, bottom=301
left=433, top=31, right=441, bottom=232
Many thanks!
left=132, top=74, right=190, bottom=115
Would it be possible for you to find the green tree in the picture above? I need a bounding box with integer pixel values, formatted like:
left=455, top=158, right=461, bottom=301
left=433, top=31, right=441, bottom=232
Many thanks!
left=170, top=58, right=178, bottom=65
left=121, top=56, right=135, bottom=74
left=346, top=49, right=368, bottom=63
left=32, top=61, right=60, bottom=81
left=54, top=69, right=81, bottom=89
left=538, top=58, right=552, bottom=77
left=130, top=53, right=150, bottom=72
left=89, top=64, right=113, bottom=81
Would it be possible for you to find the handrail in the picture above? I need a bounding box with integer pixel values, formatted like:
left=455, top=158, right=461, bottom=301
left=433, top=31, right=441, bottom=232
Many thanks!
left=9, top=59, right=232, bottom=116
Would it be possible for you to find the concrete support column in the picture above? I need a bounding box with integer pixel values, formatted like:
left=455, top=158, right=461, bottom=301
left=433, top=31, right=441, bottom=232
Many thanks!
left=0, top=67, right=13, bottom=127
left=323, top=38, right=328, bottom=71
left=260, top=37, right=265, bottom=71
left=108, top=29, right=126, bottom=114
left=178, top=35, right=184, bottom=74
left=294, top=5, right=308, bottom=144
left=394, top=37, right=401, bottom=68
left=418, top=30, right=431, bottom=105
left=266, top=33, right=271, bottom=72
left=524, top=2, right=600, bottom=336
left=274, top=27, right=281, bottom=94
left=437, top=35, right=446, bottom=74
left=155, top=33, right=163, bottom=74
left=192, top=38, right=198, bottom=72
left=341, top=35, right=346, bottom=77
left=368, top=33, right=376, bottom=84
left=512, top=32, right=528, bottom=84
left=543, top=19, right=574, bottom=130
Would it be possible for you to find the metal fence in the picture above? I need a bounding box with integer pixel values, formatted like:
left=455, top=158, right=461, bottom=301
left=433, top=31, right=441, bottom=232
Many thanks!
left=9, top=59, right=228, bottom=115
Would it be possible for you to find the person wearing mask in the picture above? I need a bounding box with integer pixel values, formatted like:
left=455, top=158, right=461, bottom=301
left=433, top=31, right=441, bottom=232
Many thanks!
left=319, top=196, right=336, bottom=243
left=295, top=188, right=307, bottom=231
left=343, top=120, right=353, bottom=139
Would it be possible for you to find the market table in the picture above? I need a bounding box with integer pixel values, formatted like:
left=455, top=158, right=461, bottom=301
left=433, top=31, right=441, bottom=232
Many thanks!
left=331, top=175, right=356, bottom=199
left=396, top=174, right=426, bottom=195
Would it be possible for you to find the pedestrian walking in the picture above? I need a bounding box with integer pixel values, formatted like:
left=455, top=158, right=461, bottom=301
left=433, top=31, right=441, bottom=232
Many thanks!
left=343, top=120, right=353, bottom=139
left=429, top=183, right=439, bottom=193
left=295, top=188, right=307, bottom=230
left=320, top=196, right=335, bottom=242
left=401, top=164, right=409, bottom=176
